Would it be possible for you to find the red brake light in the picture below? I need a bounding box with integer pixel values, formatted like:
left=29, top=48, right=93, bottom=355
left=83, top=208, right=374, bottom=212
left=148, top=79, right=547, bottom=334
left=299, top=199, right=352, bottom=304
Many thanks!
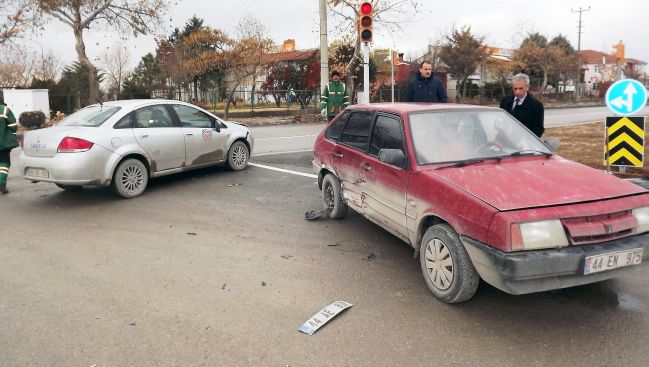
left=360, top=2, right=372, bottom=14
left=58, top=137, right=94, bottom=153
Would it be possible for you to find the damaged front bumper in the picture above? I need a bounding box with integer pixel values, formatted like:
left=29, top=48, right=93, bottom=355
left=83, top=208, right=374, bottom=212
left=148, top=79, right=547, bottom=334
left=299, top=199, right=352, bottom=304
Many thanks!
left=461, top=233, right=649, bottom=295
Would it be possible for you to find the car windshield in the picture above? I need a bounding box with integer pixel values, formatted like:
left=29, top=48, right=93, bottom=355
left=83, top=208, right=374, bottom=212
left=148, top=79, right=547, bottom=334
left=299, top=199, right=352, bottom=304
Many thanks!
left=57, top=105, right=120, bottom=127
left=409, top=109, right=552, bottom=165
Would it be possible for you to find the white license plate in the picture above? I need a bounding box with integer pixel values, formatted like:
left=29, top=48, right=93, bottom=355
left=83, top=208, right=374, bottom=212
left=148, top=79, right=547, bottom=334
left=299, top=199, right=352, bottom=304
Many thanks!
left=26, top=168, right=49, bottom=178
left=584, top=248, right=643, bottom=275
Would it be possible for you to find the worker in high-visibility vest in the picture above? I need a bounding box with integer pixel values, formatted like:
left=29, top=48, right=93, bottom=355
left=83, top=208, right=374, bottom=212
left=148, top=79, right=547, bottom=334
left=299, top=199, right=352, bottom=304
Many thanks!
left=320, top=70, right=350, bottom=121
left=0, top=98, right=19, bottom=194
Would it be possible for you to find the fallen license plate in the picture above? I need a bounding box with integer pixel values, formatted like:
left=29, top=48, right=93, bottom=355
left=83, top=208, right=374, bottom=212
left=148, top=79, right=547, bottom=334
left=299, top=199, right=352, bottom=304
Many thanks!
left=584, top=248, right=643, bottom=275
left=26, top=168, right=49, bottom=178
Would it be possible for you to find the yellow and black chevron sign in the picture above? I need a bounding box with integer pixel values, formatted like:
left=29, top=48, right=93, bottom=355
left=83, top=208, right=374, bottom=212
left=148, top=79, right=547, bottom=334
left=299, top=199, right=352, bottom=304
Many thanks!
left=605, top=116, right=645, bottom=167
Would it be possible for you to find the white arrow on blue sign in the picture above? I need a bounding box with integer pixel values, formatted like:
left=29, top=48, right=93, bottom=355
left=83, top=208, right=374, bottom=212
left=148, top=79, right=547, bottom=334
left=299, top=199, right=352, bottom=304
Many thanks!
left=605, top=79, right=648, bottom=116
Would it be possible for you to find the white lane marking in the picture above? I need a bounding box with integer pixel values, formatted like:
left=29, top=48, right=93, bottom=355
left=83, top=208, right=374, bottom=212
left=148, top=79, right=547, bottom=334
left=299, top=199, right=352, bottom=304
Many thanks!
left=255, top=134, right=317, bottom=141
left=249, top=162, right=317, bottom=178
left=252, top=149, right=313, bottom=157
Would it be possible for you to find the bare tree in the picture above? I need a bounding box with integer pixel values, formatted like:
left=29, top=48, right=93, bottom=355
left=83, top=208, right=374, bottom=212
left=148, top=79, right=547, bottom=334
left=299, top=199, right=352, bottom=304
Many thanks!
left=223, top=17, right=274, bottom=120
left=0, top=0, right=34, bottom=45
left=35, top=0, right=169, bottom=103
left=0, top=44, right=33, bottom=87
left=33, top=50, right=63, bottom=81
left=100, top=42, right=131, bottom=97
left=327, top=0, right=422, bottom=95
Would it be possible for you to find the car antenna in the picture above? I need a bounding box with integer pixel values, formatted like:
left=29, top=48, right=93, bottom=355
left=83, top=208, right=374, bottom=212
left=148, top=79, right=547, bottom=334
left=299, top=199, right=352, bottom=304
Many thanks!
left=96, top=98, right=103, bottom=109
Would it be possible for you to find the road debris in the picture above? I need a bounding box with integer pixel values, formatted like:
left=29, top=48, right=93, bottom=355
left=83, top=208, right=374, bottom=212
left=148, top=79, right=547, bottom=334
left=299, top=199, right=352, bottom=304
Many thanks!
left=187, top=232, right=197, bottom=236
left=228, top=183, right=241, bottom=187
left=298, top=301, right=353, bottom=336
left=363, top=252, right=385, bottom=261
left=304, top=208, right=330, bottom=221
left=261, top=281, right=267, bottom=286
left=221, top=283, right=226, bottom=290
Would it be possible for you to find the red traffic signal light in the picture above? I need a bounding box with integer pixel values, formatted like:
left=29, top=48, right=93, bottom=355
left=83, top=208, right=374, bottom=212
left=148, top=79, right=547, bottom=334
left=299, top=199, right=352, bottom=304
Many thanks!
left=359, top=2, right=373, bottom=43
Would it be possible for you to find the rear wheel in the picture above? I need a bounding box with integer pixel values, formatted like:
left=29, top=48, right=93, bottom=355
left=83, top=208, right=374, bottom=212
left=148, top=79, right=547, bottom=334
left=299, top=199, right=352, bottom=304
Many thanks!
left=55, top=183, right=82, bottom=190
left=420, top=224, right=479, bottom=303
left=112, top=158, right=148, bottom=199
left=322, top=173, right=347, bottom=219
left=227, top=141, right=249, bottom=171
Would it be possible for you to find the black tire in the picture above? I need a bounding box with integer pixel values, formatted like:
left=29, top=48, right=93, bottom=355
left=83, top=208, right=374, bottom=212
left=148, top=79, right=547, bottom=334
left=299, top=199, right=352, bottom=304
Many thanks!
left=322, top=173, right=348, bottom=219
left=227, top=141, right=249, bottom=171
left=112, top=158, right=148, bottom=199
left=55, top=183, right=82, bottom=190
left=419, top=224, right=479, bottom=303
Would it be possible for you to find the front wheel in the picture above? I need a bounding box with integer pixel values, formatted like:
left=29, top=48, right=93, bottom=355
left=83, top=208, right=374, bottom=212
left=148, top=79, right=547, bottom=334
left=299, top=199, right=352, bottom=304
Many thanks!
left=112, top=158, right=148, bottom=199
left=322, top=173, right=347, bottom=219
left=227, top=141, right=249, bottom=171
left=420, top=224, right=479, bottom=303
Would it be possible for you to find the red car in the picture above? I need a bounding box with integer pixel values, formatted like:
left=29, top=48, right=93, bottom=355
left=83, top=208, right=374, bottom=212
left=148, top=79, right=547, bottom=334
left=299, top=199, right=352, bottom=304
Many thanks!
left=312, top=103, right=649, bottom=303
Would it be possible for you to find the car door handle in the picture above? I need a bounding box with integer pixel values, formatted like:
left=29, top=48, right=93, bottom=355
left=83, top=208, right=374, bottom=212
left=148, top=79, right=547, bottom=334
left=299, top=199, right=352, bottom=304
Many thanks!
left=360, top=163, right=371, bottom=171
left=185, top=133, right=193, bottom=136
left=138, top=134, right=149, bottom=139
left=331, top=152, right=343, bottom=158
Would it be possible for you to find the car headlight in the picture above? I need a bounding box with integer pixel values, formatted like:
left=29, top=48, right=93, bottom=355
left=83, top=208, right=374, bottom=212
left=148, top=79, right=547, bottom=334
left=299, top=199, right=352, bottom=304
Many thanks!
left=633, top=206, right=649, bottom=234
left=511, top=219, right=569, bottom=251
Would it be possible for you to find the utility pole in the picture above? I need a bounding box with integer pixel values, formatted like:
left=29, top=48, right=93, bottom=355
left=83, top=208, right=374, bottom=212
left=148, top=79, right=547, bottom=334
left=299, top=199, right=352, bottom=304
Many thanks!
left=319, top=0, right=329, bottom=95
left=571, top=6, right=590, bottom=101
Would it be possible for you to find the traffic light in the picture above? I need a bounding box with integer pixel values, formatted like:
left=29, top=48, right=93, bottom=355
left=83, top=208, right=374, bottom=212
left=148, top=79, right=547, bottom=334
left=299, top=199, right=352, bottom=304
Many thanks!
left=611, top=41, right=625, bottom=65
left=359, top=1, right=373, bottom=43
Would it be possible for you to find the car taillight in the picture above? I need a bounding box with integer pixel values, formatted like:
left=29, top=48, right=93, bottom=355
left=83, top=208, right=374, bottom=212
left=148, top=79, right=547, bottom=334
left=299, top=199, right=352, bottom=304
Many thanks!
left=58, top=137, right=94, bottom=153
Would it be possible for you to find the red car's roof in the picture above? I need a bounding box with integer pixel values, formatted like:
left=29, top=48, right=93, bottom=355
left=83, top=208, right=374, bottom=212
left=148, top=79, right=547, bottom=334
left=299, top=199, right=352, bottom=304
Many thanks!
left=345, top=103, right=499, bottom=114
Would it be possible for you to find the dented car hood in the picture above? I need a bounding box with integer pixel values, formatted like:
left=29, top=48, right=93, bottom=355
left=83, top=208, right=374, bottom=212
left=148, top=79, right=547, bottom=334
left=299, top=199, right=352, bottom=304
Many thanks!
left=427, top=156, right=647, bottom=211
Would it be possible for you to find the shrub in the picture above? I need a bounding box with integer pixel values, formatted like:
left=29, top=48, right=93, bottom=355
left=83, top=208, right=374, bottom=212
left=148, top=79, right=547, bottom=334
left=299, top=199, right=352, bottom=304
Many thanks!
left=18, top=111, right=47, bottom=130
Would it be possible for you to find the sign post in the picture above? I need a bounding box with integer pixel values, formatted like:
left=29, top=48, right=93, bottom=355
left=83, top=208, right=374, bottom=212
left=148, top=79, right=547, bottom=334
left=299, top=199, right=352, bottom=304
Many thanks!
left=604, top=79, right=648, bottom=174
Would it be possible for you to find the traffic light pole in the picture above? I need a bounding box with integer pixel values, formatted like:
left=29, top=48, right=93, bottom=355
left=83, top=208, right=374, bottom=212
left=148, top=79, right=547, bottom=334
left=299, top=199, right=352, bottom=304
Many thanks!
left=362, top=42, right=370, bottom=104
left=319, top=0, right=329, bottom=96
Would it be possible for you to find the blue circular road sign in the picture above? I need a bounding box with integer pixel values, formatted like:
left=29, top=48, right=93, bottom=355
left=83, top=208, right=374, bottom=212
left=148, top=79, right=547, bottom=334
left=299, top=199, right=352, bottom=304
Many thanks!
left=605, top=79, right=648, bottom=116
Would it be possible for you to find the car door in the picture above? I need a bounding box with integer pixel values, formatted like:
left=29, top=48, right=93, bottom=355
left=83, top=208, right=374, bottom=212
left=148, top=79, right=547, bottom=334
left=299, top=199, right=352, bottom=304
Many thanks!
left=361, top=113, right=410, bottom=238
left=133, top=104, right=185, bottom=172
left=170, top=104, right=229, bottom=166
left=334, top=111, right=374, bottom=213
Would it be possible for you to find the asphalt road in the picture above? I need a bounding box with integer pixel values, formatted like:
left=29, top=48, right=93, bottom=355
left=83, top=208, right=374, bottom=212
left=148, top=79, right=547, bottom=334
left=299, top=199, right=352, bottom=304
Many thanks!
left=2, top=150, right=649, bottom=366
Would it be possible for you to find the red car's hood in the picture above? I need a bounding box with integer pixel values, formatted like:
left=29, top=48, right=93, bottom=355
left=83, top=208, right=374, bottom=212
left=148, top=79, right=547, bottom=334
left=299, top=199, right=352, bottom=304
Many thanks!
left=427, top=156, right=647, bottom=211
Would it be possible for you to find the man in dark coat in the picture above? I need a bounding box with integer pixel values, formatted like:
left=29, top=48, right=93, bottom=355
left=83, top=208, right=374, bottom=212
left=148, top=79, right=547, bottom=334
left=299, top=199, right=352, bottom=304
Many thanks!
left=499, top=73, right=544, bottom=137
left=404, top=61, right=448, bottom=103
left=0, top=97, right=19, bottom=194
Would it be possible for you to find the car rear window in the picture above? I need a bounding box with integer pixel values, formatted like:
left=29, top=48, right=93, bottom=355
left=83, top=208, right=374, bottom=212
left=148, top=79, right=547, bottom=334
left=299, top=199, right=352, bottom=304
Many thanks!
left=340, top=112, right=373, bottom=150
left=57, top=105, right=121, bottom=127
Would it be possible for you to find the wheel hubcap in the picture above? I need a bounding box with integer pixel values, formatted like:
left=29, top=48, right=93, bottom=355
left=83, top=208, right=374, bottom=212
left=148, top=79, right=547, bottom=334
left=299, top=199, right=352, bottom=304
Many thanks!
left=324, top=182, right=334, bottom=209
left=121, top=164, right=144, bottom=193
left=424, top=238, right=454, bottom=290
left=232, top=145, right=247, bottom=167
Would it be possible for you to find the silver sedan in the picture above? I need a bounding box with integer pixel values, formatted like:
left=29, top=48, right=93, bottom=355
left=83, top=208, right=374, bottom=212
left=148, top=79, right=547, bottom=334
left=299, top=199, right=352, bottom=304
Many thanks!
left=18, top=99, right=254, bottom=198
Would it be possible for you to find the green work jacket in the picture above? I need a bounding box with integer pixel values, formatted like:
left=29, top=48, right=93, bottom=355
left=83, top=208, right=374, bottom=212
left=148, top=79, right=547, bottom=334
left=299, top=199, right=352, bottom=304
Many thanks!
left=320, top=81, right=350, bottom=117
left=0, top=105, right=19, bottom=150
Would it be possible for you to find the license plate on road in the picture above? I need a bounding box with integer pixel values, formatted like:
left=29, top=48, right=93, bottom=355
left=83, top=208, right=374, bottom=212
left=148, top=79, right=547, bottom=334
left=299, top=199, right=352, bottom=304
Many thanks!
left=26, top=168, right=49, bottom=178
left=584, top=248, right=643, bottom=275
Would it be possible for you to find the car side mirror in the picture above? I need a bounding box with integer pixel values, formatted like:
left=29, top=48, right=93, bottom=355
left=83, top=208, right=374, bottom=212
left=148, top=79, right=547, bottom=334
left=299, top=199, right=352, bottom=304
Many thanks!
left=378, top=149, right=405, bottom=167
left=212, top=119, right=221, bottom=133
left=543, top=137, right=560, bottom=152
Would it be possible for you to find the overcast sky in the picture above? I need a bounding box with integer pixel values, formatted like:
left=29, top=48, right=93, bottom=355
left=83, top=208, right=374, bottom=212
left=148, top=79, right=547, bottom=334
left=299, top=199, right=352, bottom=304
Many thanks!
left=28, top=0, right=649, bottom=72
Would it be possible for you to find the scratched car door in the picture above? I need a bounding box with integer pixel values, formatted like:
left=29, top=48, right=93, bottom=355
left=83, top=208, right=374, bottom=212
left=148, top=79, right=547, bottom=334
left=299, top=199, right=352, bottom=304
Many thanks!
left=333, top=111, right=375, bottom=212
left=170, top=104, right=229, bottom=167
left=133, top=104, right=186, bottom=172
left=361, top=113, right=409, bottom=239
